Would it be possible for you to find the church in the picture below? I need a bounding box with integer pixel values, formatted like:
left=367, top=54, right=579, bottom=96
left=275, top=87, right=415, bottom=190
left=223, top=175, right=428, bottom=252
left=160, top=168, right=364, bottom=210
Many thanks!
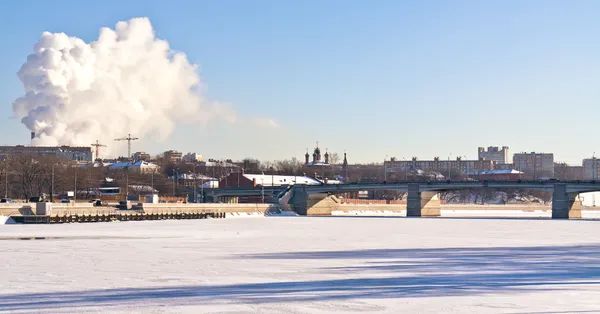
left=304, top=142, right=329, bottom=166
left=304, top=142, right=349, bottom=170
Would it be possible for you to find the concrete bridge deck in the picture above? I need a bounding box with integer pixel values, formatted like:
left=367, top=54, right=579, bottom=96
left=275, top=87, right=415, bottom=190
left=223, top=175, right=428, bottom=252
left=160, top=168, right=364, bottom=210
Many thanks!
left=279, top=181, right=600, bottom=219
left=211, top=180, right=600, bottom=196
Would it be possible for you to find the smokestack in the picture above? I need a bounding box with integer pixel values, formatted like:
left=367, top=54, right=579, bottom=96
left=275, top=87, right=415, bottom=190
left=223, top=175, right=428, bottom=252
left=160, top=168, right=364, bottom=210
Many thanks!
left=30, top=132, right=35, bottom=146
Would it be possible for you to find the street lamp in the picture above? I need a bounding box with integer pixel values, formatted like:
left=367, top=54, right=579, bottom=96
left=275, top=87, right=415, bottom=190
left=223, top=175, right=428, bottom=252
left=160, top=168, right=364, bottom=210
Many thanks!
left=261, top=175, right=265, bottom=203
left=533, top=153, right=537, bottom=181
left=3, top=159, right=7, bottom=199
left=447, top=154, right=452, bottom=180
left=518, top=156, right=522, bottom=180
left=51, top=163, right=58, bottom=202
left=463, top=156, right=468, bottom=181
left=201, top=176, right=205, bottom=203
left=270, top=166, right=274, bottom=197
left=593, top=152, right=597, bottom=181
left=402, top=157, right=408, bottom=181
left=125, top=166, right=129, bottom=201
left=74, top=167, right=77, bottom=201
left=172, top=169, right=179, bottom=196
left=384, top=155, right=388, bottom=182
left=193, top=164, right=200, bottom=203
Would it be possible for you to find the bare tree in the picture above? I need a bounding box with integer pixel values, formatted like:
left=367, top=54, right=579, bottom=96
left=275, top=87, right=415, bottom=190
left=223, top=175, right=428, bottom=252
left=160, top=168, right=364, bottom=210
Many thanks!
left=11, top=155, right=50, bottom=199
left=274, top=158, right=304, bottom=174
left=240, top=158, right=261, bottom=173
left=329, top=153, right=341, bottom=165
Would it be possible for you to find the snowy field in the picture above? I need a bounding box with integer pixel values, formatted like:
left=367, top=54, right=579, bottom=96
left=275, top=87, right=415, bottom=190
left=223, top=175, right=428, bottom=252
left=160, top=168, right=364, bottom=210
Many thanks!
left=1, top=217, right=600, bottom=313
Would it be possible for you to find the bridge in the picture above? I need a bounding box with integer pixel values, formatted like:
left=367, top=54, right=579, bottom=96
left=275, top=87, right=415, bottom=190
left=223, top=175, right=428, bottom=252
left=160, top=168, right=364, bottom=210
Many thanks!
left=208, top=186, right=287, bottom=199
left=210, top=180, right=600, bottom=219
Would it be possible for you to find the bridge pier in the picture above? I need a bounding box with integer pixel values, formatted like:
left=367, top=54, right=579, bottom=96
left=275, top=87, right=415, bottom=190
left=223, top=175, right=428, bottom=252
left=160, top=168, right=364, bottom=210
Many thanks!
left=289, top=185, right=309, bottom=215
left=288, top=186, right=340, bottom=216
left=407, top=183, right=441, bottom=217
left=552, top=183, right=581, bottom=219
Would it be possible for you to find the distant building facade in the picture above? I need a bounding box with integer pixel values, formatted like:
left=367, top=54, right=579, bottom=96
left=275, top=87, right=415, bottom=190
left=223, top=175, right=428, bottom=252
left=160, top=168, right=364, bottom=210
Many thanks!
left=0, top=145, right=93, bottom=162
left=478, top=146, right=510, bottom=164
left=163, top=150, right=183, bottom=162
left=183, top=153, right=204, bottom=163
left=386, top=156, right=495, bottom=176
left=554, top=163, right=583, bottom=180
left=132, top=151, right=151, bottom=161
left=513, top=152, right=554, bottom=179
left=582, top=158, right=600, bottom=180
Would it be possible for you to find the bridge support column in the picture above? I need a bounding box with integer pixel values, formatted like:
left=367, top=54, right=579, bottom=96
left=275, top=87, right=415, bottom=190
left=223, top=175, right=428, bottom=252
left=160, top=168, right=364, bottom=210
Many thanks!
left=288, top=186, right=340, bottom=216
left=552, top=183, right=581, bottom=219
left=289, top=185, right=309, bottom=215
left=407, top=183, right=441, bottom=217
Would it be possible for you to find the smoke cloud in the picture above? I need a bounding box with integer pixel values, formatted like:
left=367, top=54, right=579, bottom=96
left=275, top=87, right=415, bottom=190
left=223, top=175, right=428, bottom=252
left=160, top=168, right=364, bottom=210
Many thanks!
left=12, top=17, right=236, bottom=156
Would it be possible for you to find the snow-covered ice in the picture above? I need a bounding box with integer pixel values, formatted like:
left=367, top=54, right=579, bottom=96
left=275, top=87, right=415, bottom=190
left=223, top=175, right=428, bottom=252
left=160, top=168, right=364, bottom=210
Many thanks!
left=1, top=217, right=600, bottom=313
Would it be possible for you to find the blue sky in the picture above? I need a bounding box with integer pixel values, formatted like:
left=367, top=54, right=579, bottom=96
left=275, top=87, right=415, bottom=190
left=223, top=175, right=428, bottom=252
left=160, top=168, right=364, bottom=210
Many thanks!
left=1, top=0, right=599, bottom=164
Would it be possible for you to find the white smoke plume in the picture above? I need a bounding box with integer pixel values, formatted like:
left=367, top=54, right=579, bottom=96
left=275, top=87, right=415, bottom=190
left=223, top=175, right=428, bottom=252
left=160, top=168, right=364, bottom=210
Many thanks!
left=12, top=17, right=236, bottom=156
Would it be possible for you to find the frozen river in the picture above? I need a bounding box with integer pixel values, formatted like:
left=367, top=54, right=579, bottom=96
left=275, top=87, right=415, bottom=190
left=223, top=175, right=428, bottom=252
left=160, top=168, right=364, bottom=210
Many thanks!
left=1, top=216, right=600, bottom=313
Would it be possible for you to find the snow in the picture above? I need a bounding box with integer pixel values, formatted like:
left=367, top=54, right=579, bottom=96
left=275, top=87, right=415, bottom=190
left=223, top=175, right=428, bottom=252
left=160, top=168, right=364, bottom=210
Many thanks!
left=332, top=210, right=406, bottom=216
left=333, top=208, right=600, bottom=219
left=441, top=209, right=551, bottom=218
left=243, top=174, right=321, bottom=186
left=2, top=218, right=600, bottom=313
left=580, top=191, right=600, bottom=206
left=224, top=212, right=265, bottom=218
left=105, top=160, right=159, bottom=171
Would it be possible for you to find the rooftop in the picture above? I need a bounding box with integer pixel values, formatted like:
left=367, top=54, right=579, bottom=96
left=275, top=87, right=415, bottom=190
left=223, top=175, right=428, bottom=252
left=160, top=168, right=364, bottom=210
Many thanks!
left=241, top=174, right=341, bottom=186
left=466, top=169, right=524, bottom=175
